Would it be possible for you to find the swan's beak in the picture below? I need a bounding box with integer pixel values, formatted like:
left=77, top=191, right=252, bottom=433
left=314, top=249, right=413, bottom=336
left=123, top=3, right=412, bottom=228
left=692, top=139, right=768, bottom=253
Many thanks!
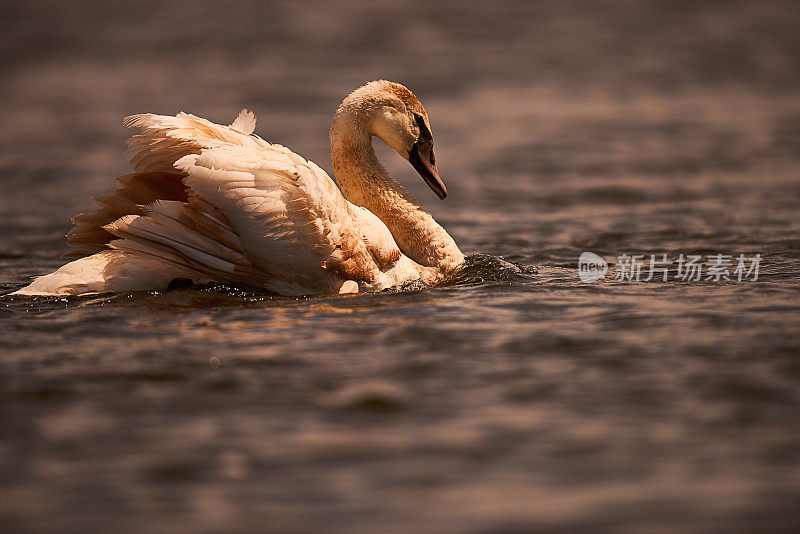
left=409, top=140, right=447, bottom=199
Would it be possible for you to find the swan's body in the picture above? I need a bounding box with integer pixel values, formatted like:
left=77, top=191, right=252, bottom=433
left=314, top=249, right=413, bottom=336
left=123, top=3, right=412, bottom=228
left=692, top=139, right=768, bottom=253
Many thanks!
left=13, top=81, right=464, bottom=296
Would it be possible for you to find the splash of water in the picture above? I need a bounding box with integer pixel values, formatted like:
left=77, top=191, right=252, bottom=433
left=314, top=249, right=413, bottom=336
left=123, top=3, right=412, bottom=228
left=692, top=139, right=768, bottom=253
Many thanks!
left=440, top=253, right=537, bottom=287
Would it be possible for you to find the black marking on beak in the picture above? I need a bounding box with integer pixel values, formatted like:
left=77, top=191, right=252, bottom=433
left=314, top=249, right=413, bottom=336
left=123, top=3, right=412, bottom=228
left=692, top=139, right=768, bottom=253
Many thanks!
left=414, top=113, right=433, bottom=143
left=409, top=139, right=446, bottom=200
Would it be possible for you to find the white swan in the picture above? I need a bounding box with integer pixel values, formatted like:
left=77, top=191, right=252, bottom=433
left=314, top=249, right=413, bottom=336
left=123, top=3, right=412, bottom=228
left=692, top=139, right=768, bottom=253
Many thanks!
left=12, top=80, right=465, bottom=296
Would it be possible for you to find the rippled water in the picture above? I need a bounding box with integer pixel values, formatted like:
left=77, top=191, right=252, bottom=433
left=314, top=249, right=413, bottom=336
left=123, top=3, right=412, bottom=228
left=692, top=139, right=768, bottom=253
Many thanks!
left=2, top=1, right=800, bottom=532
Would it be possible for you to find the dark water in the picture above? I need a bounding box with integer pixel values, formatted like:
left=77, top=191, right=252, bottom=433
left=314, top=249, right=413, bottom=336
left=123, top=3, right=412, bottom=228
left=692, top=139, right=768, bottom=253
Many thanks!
left=2, top=1, right=800, bottom=532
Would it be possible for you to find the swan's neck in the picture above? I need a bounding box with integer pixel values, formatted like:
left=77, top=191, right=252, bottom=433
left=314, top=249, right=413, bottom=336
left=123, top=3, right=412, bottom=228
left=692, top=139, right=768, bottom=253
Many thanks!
left=330, top=118, right=463, bottom=272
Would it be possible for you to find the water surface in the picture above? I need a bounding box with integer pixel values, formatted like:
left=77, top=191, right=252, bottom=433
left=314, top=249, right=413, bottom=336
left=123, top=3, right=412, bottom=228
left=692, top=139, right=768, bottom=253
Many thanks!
left=1, top=1, right=799, bottom=532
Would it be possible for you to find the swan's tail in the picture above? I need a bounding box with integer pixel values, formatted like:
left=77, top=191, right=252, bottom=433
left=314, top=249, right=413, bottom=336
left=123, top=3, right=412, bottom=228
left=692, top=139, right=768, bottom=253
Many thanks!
left=10, top=250, right=200, bottom=296
left=12, top=198, right=271, bottom=297
left=12, top=198, right=252, bottom=296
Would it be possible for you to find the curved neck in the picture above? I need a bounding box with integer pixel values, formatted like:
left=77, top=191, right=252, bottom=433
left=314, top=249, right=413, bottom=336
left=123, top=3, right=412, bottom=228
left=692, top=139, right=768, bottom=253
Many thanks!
left=330, top=112, right=463, bottom=272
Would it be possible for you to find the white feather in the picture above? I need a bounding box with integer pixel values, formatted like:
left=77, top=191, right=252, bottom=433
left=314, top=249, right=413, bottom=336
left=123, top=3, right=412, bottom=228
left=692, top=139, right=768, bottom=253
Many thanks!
left=229, top=109, right=257, bottom=135
left=10, top=251, right=200, bottom=296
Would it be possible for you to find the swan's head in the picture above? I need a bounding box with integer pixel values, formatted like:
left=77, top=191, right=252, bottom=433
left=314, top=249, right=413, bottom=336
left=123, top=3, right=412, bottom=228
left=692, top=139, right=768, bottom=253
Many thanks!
left=336, top=80, right=447, bottom=199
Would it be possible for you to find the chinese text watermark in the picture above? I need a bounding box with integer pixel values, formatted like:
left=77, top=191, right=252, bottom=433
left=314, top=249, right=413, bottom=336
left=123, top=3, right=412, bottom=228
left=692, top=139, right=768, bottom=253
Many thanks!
left=579, top=253, right=761, bottom=283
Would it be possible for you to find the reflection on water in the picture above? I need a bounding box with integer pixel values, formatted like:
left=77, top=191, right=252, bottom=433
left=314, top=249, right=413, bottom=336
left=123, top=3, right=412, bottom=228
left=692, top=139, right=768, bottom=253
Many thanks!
left=1, top=1, right=800, bottom=532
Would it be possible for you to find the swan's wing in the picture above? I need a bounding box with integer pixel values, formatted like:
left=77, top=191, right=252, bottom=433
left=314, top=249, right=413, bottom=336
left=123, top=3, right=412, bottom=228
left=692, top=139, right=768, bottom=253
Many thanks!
left=103, top=199, right=286, bottom=288
left=174, top=144, right=383, bottom=291
left=65, top=171, right=188, bottom=258
left=125, top=109, right=386, bottom=282
left=123, top=109, right=284, bottom=174
left=17, top=109, right=394, bottom=296
left=65, top=110, right=278, bottom=259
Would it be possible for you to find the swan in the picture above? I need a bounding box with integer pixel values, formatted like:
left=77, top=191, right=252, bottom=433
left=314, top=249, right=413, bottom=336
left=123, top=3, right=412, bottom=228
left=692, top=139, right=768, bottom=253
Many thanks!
left=12, top=80, right=465, bottom=296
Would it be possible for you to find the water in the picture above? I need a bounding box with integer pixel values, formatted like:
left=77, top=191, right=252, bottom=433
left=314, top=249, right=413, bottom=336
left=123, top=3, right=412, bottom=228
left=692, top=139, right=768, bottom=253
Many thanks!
left=1, top=1, right=799, bottom=532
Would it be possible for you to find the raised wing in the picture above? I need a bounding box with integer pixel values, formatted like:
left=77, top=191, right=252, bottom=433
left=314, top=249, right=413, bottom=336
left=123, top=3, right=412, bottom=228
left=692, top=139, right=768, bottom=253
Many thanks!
left=65, top=110, right=266, bottom=259
left=174, top=144, right=383, bottom=292
left=17, top=109, right=407, bottom=296
left=65, top=171, right=189, bottom=258
left=122, top=109, right=390, bottom=293
left=123, top=109, right=272, bottom=174
left=55, top=109, right=400, bottom=295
